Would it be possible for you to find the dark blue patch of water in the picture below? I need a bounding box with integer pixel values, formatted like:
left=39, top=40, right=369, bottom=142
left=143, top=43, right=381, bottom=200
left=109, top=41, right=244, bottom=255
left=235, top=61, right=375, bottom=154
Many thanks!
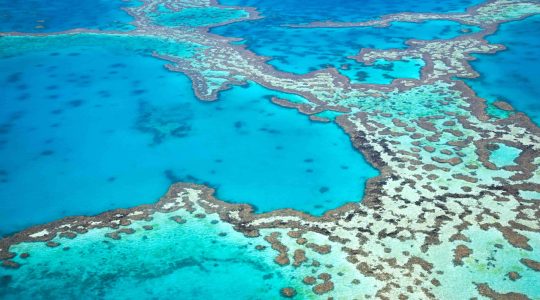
left=466, top=15, right=540, bottom=125
left=0, top=0, right=138, bottom=32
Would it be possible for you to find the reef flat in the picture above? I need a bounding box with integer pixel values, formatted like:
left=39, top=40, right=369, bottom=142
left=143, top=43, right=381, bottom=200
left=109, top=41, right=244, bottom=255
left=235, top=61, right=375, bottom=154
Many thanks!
left=1, top=0, right=540, bottom=299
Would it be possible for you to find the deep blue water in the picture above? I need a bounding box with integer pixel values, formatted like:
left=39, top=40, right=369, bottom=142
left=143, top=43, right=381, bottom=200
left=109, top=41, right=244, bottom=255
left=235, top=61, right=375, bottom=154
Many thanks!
left=466, top=15, right=540, bottom=125
left=213, top=20, right=479, bottom=81
left=0, top=0, right=137, bottom=32
left=220, top=0, right=483, bottom=24
left=0, top=46, right=377, bottom=235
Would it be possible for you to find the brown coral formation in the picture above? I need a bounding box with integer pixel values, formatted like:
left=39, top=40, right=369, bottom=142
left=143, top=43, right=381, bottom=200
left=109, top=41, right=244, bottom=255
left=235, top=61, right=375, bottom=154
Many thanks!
left=280, top=287, right=297, bottom=298
left=476, top=283, right=529, bottom=300
left=520, top=258, right=540, bottom=271
left=292, top=249, right=307, bottom=267
left=453, top=244, right=473, bottom=265
left=313, top=273, right=335, bottom=295
left=264, top=232, right=290, bottom=266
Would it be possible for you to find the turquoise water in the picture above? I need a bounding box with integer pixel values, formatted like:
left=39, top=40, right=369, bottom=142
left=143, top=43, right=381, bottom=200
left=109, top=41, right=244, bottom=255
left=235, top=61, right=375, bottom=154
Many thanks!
left=1, top=0, right=539, bottom=299
left=0, top=210, right=297, bottom=299
left=466, top=15, right=540, bottom=124
left=0, top=0, right=138, bottom=32
left=489, top=143, right=521, bottom=168
left=213, top=20, right=479, bottom=81
left=0, top=45, right=377, bottom=235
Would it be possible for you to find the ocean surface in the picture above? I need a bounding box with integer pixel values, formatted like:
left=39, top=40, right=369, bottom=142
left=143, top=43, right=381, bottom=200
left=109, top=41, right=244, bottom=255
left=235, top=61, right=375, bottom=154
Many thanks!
left=0, top=44, right=377, bottom=235
left=0, top=0, right=138, bottom=32
left=1, top=0, right=540, bottom=299
left=213, top=20, right=480, bottom=81
left=466, top=15, right=540, bottom=124
left=220, top=0, right=484, bottom=23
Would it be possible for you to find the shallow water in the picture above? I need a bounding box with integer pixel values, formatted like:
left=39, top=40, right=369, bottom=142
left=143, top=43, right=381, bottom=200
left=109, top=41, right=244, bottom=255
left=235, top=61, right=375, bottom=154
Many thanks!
left=0, top=210, right=297, bottom=299
left=466, top=15, right=540, bottom=124
left=0, top=45, right=377, bottom=235
left=489, top=143, right=521, bottom=168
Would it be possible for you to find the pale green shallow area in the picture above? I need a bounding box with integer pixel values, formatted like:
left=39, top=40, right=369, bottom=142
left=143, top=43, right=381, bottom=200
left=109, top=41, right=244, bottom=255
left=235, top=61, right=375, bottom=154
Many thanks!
left=519, top=190, right=540, bottom=201
left=489, top=143, right=521, bottom=168
left=423, top=227, right=540, bottom=299
left=313, top=111, right=344, bottom=121
left=0, top=211, right=297, bottom=299
left=0, top=202, right=377, bottom=299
